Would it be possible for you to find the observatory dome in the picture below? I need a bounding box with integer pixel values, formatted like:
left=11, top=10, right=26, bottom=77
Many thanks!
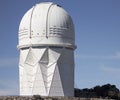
left=18, top=2, right=75, bottom=49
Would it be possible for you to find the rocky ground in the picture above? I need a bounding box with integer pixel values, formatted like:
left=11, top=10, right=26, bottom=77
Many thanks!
left=0, top=96, right=114, bottom=100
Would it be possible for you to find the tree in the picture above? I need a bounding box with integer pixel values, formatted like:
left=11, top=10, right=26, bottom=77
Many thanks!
left=74, top=83, right=120, bottom=99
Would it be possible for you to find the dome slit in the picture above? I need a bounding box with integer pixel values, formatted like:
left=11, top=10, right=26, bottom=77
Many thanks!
left=46, top=3, right=54, bottom=38
left=29, top=6, right=36, bottom=39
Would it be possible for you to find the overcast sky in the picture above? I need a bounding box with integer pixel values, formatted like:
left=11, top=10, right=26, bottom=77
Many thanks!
left=0, top=0, right=120, bottom=95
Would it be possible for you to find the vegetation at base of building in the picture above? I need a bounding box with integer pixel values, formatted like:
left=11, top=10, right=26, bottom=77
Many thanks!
left=75, top=83, right=120, bottom=99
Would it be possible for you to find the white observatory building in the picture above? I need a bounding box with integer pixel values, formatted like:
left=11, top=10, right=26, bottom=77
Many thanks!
left=18, top=2, right=76, bottom=96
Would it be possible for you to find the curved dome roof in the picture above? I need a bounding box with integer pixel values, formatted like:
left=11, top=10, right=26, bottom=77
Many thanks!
left=18, top=2, right=75, bottom=49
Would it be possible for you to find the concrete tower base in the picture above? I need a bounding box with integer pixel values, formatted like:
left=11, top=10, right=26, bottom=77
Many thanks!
left=19, top=47, right=74, bottom=96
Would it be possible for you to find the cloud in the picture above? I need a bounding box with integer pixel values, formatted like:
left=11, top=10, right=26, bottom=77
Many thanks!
left=75, top=51, right=120, bottom=60
left=116, top=51, right=120, bottom=58
left=0, top=80, right=19, bottom=95
left=100, top=65, right=120, bottom=76
left=0, top=89, right=18, bottom=96
left=0, top=57, right=18, bottom=67
left=0, top=57, right=19, bottom=95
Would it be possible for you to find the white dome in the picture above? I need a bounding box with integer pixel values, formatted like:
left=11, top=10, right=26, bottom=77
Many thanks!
left=18, top=2, right=75, bottom=49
